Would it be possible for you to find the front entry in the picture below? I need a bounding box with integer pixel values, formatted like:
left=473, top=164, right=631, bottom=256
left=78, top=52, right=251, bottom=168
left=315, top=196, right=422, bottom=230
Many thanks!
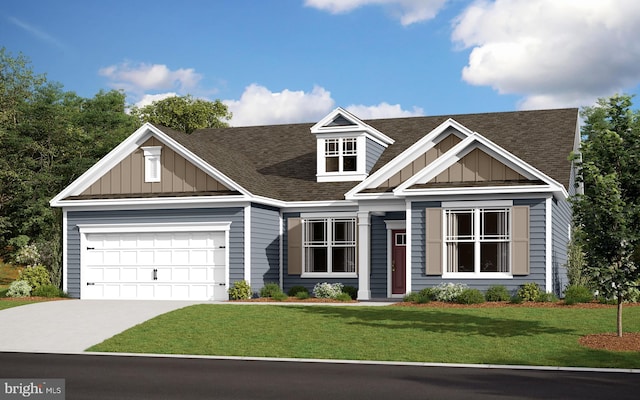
left=391, top=229, right=407, bottom=295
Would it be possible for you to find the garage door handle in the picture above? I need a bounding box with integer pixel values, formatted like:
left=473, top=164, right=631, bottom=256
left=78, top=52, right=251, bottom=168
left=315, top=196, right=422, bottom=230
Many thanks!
left=87, top=282, right=95, bottom=286
left=153, top=269, right=158, bottom=281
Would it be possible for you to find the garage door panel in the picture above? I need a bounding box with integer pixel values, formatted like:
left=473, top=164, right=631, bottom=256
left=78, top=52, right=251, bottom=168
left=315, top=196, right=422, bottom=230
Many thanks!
left=84, top=230, right=227, bottom=300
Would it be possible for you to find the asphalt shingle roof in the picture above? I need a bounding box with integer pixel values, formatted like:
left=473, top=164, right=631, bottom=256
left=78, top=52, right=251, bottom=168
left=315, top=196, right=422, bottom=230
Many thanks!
left=157, top=108, right=578, bottom=202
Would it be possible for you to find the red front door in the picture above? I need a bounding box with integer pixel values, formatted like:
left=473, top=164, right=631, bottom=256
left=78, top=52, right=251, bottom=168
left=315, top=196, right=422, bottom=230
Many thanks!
left=392, top=230, right=407, bottom=294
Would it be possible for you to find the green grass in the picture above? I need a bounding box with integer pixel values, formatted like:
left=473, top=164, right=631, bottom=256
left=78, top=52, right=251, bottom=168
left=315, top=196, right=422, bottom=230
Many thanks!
left=88, top=304, right=640, bottom=368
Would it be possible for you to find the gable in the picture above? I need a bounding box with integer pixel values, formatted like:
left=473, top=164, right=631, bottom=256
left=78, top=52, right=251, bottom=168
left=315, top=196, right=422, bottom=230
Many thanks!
left=80, top=137, right=231, bottom=198
left=430, top=148, right=527, bottom=184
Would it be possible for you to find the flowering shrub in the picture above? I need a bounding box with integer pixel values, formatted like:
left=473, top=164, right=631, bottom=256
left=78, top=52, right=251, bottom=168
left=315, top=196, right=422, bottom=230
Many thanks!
left=7, top=280, right=32, bottom=298
left=432, top=283, right=469, bottom=302
left=312, top=282, right=344, bottom=299
left=15, top=243, right=41, bottom=266
left=517, top=282, right=541, bottom=301
left=18, top=265, right=51, bottom=291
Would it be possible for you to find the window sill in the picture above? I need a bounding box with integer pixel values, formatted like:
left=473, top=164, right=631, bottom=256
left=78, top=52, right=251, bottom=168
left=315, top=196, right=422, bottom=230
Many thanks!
left=301, top=273, right=358, bottom=279
left=442, top=272, right=513, bottom=279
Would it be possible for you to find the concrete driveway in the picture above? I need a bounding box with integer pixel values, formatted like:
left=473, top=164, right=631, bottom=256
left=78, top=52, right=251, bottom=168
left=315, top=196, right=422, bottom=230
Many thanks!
left=0, top=300, right=205, bottom=353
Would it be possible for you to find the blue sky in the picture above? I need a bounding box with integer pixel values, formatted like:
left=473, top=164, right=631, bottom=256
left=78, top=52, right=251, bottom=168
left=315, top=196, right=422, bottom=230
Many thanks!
left=3, top=0, right=640, bottom=126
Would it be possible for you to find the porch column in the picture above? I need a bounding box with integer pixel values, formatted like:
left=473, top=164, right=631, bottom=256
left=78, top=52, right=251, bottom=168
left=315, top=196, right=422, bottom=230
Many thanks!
left=357, top=211, right=371, bottom=300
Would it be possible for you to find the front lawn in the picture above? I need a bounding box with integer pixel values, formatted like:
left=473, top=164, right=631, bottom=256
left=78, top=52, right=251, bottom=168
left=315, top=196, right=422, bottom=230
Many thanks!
left=88, top=304, right=640, bottom=369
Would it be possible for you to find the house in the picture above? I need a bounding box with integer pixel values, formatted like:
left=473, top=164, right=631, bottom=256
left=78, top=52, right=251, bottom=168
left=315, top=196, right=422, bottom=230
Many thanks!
left=50, top=107, right=580, bottom=300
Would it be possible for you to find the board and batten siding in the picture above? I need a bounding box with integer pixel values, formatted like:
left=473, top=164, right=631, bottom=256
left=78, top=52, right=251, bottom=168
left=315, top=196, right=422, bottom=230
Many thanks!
left=370, top=215, right=388, bottom=298
left=410, top=199, right=548, bottom=293
left=250, top=204, right=280, bottom=292
left=552, top=198, right=571, bottom=295
left=282, top=212, right=357, bottom=294
left=65, top=207, right=244, bottom=298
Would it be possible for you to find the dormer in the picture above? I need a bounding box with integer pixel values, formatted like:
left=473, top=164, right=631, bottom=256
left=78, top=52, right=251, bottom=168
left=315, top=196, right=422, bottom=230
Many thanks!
left=311, top=108, right=394, bottom=182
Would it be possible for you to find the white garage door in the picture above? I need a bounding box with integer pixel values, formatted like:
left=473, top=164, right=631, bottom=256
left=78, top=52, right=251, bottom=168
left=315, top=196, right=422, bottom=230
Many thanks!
left=82, top=230, right=227, bottom=300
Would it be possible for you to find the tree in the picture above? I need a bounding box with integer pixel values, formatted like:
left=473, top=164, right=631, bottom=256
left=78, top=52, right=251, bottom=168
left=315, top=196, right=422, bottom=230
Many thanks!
left=131, top=95, right=232, bottom=134
left=572, top=94, right=640, bottom=337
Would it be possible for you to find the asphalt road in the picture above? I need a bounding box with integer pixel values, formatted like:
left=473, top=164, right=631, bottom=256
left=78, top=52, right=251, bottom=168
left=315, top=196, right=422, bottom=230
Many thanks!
left=0, top=353, right=638, bottom=400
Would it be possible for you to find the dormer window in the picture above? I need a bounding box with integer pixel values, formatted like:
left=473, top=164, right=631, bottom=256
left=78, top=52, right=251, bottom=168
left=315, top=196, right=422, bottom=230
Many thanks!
left=325, top=138, right=357, bottom=172
left=311, top=108, right=395, bottom=183
left=142, top=146, right=162, bottom=183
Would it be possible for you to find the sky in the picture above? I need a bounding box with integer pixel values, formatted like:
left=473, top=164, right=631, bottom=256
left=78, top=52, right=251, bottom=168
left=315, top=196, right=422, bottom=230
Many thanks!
left=3, top=0, right=640, bottom=127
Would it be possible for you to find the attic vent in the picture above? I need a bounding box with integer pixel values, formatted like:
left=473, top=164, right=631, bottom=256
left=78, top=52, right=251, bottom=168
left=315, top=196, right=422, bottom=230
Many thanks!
left=142, top=146, right=162, bottom=183
left=326, top=114, right=356, bottom=127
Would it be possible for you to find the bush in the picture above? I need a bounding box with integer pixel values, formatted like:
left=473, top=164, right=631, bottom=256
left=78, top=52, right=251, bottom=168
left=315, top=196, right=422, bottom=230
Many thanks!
left=295, top=291, right=310, bottom=300
left=6, top=280, right=31, bottom=298
left=517, top=282, right=541, bottom=301
left=416, top=294, right=431, bottom=304
left=433, top=283, right=468, bottom=302
left=535, top=292, right=559, bottom=303
left=228, top=280, right=252, bottom=300
left=260, top=282, right=283, bottom=298
left=564, top=285, right=593, bottom=305
left=271, top=292, right=288, bottom=301
left=403, top=292, right=420, bottom=302
left=32, top=284, right=63, bottom=298
left=287, top=285, right=309, bottom=297
left=485, top=285, right=511, bottom=302
left=313, top=282, right=344, bottom=299
left=335, top=293, right=353, bottom=302
left=18, top=265, right=51, bottom=291
left=419, top=287, right=437, bottom=301
left=509, top=294, right=523, bottom=304
left=456, top=288, right=486, bottom=304
left=14, top=243, right=41, bottom=266
left=342, top=285, right=358, bottom=300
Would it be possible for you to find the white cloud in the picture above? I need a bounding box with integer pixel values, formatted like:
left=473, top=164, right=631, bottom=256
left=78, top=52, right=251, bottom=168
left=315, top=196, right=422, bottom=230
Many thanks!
left=99, top=62, right=202, bottom=93
left=305, top=0, right=448, bottom=25
left=346, top=102, right=424, bottom=119
left=452, top=0, right=640, bottom=109
left=133, top=92, right=178, bottom=109
left=224, top=84, right=335, bottom=126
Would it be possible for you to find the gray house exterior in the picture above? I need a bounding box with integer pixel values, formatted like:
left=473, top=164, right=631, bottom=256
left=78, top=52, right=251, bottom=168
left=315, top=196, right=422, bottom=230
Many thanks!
left=51, top=107, right=579, bottom=300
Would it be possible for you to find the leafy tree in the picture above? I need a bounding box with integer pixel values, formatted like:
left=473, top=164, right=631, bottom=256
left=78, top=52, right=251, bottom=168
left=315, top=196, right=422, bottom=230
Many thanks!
left=572, top=94, right=640, bottom=337
left=131, top=95, right=231, bottom=133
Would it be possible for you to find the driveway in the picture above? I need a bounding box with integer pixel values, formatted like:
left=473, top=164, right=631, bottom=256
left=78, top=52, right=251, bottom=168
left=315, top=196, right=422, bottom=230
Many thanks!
left=0, top=300, right=204, bottom=353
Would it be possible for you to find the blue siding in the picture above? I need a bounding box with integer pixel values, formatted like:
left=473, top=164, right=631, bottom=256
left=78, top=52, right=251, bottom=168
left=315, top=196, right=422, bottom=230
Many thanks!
left=552, top=198, right=571, bottom=295
left=410, top=199, right=548, bottom=294
left=65, top=207, right=244, bottom=299
left=366, top=138, right=386, bottom=173
left=250, top=204, right=280, bottom=293
left=282, top=213, right=357, bottom=294
left=370, top=215, right=387, bottom=298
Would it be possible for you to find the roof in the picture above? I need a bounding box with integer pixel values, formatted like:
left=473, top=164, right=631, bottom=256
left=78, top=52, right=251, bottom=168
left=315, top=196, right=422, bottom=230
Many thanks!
left=155, top=108, right=579, bottom=202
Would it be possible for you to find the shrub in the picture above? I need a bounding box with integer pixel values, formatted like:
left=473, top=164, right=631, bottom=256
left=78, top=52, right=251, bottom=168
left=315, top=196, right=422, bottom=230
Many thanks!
left=295, top=291, right=310, bottom=300
left=287, top=285, right=309, bottom=297
left=403, top=292, right=420, bottom=302
left=6, top=280, right=31, bottom=298
left=18, top=265, right=51, bottom=291
left=509, top=294, right=523, bottom=304
left=485, top=285, right=511, bottom=302
left=32, top=284, right=63, bottom=298
left=517, top=282, right=541, bottom=301
left=433, top=283, right=468, bottom=302
left=416, top=294, right=431, bottom=304
left=342, top=285, right=357, bottom=300
left=564, top=285, right=593, bottom=305
left=260, top=282, right=283, bottom=298
left=535, top=292, right=559, bottom=303
left=15, top=243, right=41, bottom=266
left=419, top=287, right=437, bottom=301
left=271, top=292, right=288, bottom=302
left=228, top=280, right=252, bottom=300
left=335, top=293, right=353, bottom=302
left=457, top=288, right=485, bottom=304
left=313, top=282, right=344, bottom=299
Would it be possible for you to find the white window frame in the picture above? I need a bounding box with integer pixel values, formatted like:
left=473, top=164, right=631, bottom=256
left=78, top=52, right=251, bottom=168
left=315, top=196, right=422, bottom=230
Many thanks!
left=142, top=146, right=162, bottom=183
left=443, top=207, right=512, bottom=279
left=301, top=216, right=357, bottom=278
left=324, top=138, right=358, bottom=173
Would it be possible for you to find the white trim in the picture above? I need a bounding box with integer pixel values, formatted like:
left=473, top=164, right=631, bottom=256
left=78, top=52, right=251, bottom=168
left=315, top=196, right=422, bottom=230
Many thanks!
left=384, top=220, right=406, bottom=230
left=77, top=221, right=232, bottom=234
left=301, top=273, right=358, bottom=279
left=301, top=211, right=357, bottom=218
left=142, top=146, right=162, bottom=183
left=405, top=200, right=412, bottom=295
left=357, top=211, right=371, bottom=300
left=442, top=200, right=513, bottom=208
left=442, top=273, right=514, bottom=279
left=244, top=205, right=251, bottom=284
left=311, top=107, right=395, bottom=146
left=546, top=197, right=553, bottom=293
left=62, top=209, right=68, bottom=293
left=401, top=185, right=565, bottom=199
left=385, top=220, right=407, bottom=298
left=279, top=211, right=284, bottom=289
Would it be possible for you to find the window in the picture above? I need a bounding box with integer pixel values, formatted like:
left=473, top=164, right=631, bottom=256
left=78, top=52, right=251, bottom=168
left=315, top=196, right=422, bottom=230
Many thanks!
left=142, top=146, right=162, bottom=183
left=303, top=217, right=356, bottom=275
left=324, top=138, right=357, bottom=173
left=445, top=208, right=510, bottom=274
